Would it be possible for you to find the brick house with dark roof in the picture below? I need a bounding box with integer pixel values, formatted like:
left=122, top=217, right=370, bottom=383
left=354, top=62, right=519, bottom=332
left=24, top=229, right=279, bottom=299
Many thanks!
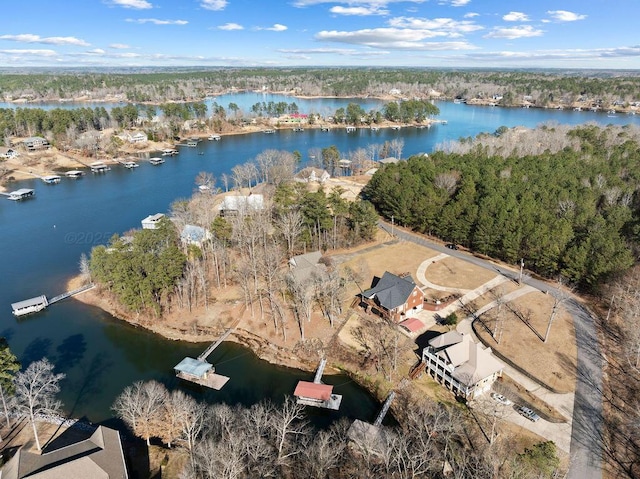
left=359, top=271, right=424, bottom=322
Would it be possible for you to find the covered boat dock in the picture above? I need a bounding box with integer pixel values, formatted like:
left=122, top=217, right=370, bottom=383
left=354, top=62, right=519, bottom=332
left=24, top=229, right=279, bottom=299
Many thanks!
left=174, top=357, right=230, bottom=390
left=11, top=295, right=48, bottom=316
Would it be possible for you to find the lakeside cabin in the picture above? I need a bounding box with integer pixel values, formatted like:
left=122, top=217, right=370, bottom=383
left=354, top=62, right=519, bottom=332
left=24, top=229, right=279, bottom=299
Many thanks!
left=11, top=295, right=48, bottom=316
left=7, top=188, right=35, bottom=201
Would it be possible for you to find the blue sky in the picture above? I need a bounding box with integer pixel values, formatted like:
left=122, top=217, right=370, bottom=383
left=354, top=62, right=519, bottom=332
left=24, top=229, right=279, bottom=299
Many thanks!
left=0, top=0, right=638, bottom=69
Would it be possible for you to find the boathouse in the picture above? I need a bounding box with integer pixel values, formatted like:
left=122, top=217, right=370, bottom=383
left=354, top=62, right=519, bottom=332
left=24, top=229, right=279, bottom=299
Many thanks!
left=174, top=357, right=229, bottom=390
left=293, top=358, right=342, bottom=410
left=7, top=189, right=35, bottom=201
left=11, top=295, right=48, bottom=316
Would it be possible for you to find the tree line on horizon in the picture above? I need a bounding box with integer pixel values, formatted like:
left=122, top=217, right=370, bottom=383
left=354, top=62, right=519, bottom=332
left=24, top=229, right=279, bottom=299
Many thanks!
left=1, top=68, right=639, bottom=106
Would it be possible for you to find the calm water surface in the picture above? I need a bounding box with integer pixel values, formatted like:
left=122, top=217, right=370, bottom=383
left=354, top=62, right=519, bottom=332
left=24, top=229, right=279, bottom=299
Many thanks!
left=2, top=95, right=639, bottom=423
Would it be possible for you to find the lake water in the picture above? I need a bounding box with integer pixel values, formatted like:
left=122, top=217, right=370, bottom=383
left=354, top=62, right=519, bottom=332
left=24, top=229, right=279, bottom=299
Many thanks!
left=2, top=94, right=639, bottom=424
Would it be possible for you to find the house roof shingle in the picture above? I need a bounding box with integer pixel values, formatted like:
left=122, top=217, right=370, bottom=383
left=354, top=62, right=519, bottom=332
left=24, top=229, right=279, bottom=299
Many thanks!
left=361, top=272, right=419, bottom=311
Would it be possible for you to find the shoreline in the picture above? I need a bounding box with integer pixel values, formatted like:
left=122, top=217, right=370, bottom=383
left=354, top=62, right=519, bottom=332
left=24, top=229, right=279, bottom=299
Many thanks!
left=65, top=276, right=333, bottom=376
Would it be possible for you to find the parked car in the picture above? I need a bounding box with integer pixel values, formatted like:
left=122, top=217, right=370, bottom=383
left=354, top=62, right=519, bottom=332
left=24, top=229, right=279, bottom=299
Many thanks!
left=491, top=392, right=512, bottom=406
left=445, top=243, right=458, bottom=250
left=515, top=405, right=540, bottom=422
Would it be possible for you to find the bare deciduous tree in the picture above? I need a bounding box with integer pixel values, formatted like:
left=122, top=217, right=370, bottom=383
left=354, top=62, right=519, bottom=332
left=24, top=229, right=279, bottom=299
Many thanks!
left=112, top=380, right=168, bottom=446
left=13, top=358, right=65, bottom=451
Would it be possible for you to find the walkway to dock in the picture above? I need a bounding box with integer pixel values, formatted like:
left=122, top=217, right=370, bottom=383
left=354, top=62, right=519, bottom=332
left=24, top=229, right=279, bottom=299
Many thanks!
left=197, top=328, right=234, bottom=361
left=48, top=283, right=95, bottom=304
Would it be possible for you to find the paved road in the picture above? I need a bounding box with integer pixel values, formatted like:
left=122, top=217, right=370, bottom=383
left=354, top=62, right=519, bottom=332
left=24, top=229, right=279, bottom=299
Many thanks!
left=379, top=221, right=603, bottom=478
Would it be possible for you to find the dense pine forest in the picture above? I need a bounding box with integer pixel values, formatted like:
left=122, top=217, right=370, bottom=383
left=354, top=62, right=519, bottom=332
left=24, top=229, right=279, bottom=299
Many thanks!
left=363, top=123, right=640, bottom=289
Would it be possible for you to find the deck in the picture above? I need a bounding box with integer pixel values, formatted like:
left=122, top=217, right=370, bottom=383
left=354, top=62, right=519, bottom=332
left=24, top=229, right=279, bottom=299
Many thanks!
left=176, top=371, right=229, bottom=390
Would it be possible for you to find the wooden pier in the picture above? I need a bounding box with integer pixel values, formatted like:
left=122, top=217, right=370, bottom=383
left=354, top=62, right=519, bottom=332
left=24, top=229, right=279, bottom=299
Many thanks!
left=174, top=329, right=234, bottom=390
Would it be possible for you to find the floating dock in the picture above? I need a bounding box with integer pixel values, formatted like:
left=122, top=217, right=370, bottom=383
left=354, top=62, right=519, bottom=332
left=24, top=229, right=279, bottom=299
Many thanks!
left=293, top=358, right=342, bottom=410
left=174, top=328, right=234, bottom=390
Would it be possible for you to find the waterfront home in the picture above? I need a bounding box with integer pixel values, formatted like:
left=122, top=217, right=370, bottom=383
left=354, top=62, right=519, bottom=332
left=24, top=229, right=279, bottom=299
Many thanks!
left=180, top=224, right=212, bottom=248
left=422, top=331, right=505, bottom=400
left=0, top=146, right=18, bottom=159
left=0, top=425, right=129, bottom=479
left=122, top=131, right=147, bottom=144
left=288, top=251, right=326, bottom=284
left=7, top=188, right=35, bottom=201
left=359, top=271, right=425, bottom=322
left=141, top=213, right=165, bottom=229
left=217, top=194, right=265, bottom=216
left=22, top=136, right=50, bottom=150
left=294, top=167, right=330, bottom=184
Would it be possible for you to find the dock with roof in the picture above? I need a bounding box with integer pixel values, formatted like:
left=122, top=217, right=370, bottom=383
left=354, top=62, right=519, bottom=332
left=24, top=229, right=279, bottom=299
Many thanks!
left=174, top=328, right=233, bottom=390
left=293, top=358, right=342, bottom=410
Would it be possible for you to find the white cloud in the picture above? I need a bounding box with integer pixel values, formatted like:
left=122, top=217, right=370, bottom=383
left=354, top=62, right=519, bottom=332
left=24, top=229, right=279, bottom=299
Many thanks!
left=330, top=6, right=389, bottom=16
left=388, top=16, right=483, bottom=34
left=0, top=49, right=57, bottom=56
left=110, top=0, right=152, bottom=9
left=109, top=43, right=131, bottom=49
left=439, top=0, right=470, bottom=6
left=485, top=25, right=543, bottom=39
left=464, top=12, right=479, bottom=18
left=316, top=28, right=477, bottom=50
left=256, top=24, right=288, bottom=32
left=200, top=0, right=228, bottom=10
left=294, top=0, right=425, bottom=7
left=218, top=23, right=244, bottom=30
left=126, top=18, right=188, bottom=25
left=547, top=10, right=587, bottom=22
left=0, top=34, right=90, bottom=46
left=503, top=11, right=529, bottom=22
left=278, top=47, right=390, bottom=57
left=86, top=49, right=106, bottom=54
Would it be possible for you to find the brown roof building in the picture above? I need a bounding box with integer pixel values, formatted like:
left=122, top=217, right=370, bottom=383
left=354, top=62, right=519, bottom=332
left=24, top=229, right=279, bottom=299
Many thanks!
left=1, top=425, right=128, bottom=479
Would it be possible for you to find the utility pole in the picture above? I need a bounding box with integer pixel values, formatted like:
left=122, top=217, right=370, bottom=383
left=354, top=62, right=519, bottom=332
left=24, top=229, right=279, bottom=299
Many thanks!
left=518, top=258, right=524, bottom=284
left=391, top=215, right=395, bottom=236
